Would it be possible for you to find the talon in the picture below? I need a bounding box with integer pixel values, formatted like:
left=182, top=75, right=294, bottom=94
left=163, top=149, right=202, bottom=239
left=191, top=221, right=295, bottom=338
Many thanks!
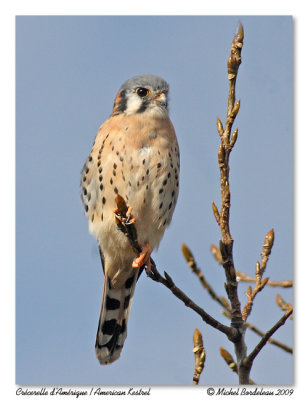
left=126, top=206, right=136, bottom=224
left=132, top=244, right=152, bottom=270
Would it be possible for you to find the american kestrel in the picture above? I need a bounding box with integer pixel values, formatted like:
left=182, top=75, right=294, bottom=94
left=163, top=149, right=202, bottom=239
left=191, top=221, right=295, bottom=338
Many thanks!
left=81, top=74, right=180, bottom=364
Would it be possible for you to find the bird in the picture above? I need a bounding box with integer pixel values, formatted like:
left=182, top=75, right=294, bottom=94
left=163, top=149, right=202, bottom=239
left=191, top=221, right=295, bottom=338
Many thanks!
left=81, top=74, right=180, bottom=364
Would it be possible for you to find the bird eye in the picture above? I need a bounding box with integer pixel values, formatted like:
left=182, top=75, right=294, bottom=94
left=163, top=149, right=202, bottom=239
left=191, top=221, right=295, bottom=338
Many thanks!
left=136, top=87, right=150, bottom=97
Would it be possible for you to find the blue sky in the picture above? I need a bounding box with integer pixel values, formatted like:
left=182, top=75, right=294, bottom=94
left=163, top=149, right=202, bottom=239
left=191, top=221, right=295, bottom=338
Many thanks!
left=16, top=16, right=293, bottom=385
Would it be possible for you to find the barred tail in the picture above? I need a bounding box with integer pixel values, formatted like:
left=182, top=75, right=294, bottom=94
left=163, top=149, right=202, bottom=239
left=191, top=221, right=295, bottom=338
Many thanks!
left=95, top=271, right=139, bottom=364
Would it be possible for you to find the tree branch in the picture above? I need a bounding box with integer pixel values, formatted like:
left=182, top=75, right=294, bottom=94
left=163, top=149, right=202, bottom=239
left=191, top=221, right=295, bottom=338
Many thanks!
left=113, top=194, right=239, bottom=342
left=243, top=308, right=293, bottom=369
left=213, top=23, right=244, bottom=332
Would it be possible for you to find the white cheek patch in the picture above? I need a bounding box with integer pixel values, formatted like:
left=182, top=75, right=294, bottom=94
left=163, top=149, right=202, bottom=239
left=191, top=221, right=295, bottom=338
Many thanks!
left=125, top=95, right=143, bottom=115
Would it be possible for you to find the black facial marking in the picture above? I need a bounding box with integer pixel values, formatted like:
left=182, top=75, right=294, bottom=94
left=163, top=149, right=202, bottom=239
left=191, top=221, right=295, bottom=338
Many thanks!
left=137, top=102, right=148, bottom=114
left=114, top=90, right=127, bottom=114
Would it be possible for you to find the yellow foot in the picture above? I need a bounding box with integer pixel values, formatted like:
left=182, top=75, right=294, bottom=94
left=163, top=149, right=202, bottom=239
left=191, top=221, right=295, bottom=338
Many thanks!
left=132, top=244, right=152, bottom=272
left=113, top=205, right=136, bottom=224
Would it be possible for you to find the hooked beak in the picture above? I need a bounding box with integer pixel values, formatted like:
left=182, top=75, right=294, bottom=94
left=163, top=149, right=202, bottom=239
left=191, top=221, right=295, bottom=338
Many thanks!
left=151, top=92, right=168, bottom=108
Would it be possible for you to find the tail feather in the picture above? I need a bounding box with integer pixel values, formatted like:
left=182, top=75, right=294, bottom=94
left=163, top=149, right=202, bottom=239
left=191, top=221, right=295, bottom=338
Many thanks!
left=95, top=270, right=139, bottom=364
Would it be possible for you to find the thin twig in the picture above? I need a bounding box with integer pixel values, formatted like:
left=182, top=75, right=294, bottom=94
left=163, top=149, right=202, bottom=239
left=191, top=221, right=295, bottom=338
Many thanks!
left=182, top=243, right=230, bottom=311
left=245, top=321, right=293, bottom=353
left=221, top=310, right=293, bottom=353
left=243, top=308, right=293, bottom=368
left=242, top=230, right=274, bottom=321
left=236, top=271, right=293, bottom=288
left=210, top=245, right=292, bottom=288
left=276, top=294, right=293, bottom=320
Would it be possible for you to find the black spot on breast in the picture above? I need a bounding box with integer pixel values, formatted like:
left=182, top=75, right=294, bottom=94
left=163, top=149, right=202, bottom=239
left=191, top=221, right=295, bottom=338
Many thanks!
left=163, top=179, right=167, bottom=186
left=146, top=169, right=149, bottom=175
left=113, top=170, right=116, bottom=176
left=172, top=190, right=175, bottom=197
left=159, top=202, right=163, bottom=209
left=99, top=175, right=103, bottom=182
left=142, top=159, right=146, bottom=165
left=110, top=178, right=113, bottom=185
left=97, top=161, right=101, bottom=167
left=88, top=156, right=93, bottom=162
left=168, top=172, right=171, bottom=178
left=113, top=163, right=117, bottom=169
left=102, top=197, right=106, bottom=204
left=157, top=163, right=161, bottom=169
left=99, top=167, right=102, bottom=173
left=83, top=188, right=87, bottom=196
left=85, top=205, right=88, bottom=212
left=101, top=212, right=104, bottom=221
left=85, top=167, right=89, bottom=174
left=168, top=202, right=173, bottom=210
left=114, top=187, right=118, bottom=194
left=100, top=184, right=104, bottom=191
left=120, top=156, right=124, bottom=162
left=159, top=188, right=163, bottom=194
